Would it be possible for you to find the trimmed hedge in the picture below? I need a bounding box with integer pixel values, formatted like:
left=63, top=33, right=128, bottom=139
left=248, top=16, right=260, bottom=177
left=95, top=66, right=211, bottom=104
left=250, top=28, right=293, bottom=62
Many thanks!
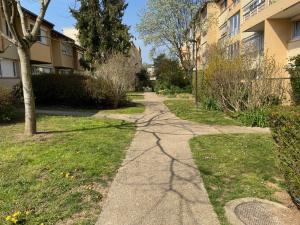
left=0, top=88, right=17, bottom=122
left=14, top=74, right=100, bottom=107
left=269, top=107, right=300, bottom=208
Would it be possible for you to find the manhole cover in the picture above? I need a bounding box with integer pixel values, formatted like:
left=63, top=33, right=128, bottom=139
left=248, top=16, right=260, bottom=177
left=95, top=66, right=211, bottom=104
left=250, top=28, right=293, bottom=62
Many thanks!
left=235, top=201, right=283, bottom=225
left=224, top=198, right=297, bottom=225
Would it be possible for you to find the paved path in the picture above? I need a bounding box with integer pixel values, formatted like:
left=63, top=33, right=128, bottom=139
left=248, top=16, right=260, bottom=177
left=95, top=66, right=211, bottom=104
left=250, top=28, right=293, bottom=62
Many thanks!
left=95, top=93, right=269, bottom=225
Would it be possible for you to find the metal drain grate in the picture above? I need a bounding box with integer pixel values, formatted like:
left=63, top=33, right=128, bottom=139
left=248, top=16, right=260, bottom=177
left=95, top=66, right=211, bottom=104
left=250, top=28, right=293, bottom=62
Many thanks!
left=234, top=202, right=283, bottom=225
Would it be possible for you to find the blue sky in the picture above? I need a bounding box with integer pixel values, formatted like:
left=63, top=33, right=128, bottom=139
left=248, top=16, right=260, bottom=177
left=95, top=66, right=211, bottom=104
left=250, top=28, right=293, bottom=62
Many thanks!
left=21, top=0, right=153, bottom=64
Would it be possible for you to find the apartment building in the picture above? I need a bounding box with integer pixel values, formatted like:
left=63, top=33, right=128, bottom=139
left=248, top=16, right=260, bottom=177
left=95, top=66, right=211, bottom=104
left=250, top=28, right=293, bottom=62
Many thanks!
left=0, top=8, right=84, bottom=88
left=194, top=0, right=300, bottom=69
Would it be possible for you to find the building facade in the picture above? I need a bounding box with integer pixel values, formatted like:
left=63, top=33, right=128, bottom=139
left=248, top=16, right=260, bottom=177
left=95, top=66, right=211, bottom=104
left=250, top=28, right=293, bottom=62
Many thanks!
left=0, top=8, right=84, bottom=88
left=193, top=0, right=300, bottom=70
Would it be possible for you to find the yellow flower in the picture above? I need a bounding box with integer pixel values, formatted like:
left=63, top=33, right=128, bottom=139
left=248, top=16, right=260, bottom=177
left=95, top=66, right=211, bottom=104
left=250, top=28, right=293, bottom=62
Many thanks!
left=5, top=215, right=11, bottom=221
left=40, top=223, right=45, bottom=225
left=10, top=217, right=18, bottom=224
left=65, top=172, right=70, bottom=178
left=12, top=211, right=21, bottom=218
left=25, top=210, right=30, bottom=215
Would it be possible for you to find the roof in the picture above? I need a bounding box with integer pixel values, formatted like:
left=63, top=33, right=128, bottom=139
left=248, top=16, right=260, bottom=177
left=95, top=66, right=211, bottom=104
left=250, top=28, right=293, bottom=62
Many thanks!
left=22, top=7, right=54, bottom=28
left=51, top=30, right=75, bottom=42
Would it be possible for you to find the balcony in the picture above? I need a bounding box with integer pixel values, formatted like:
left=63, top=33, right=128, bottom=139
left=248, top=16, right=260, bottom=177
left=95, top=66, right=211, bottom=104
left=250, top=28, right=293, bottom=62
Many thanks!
left=219, top=22, right=228, bottom=37
left=243, top=0, right=266, bottom=21
left=242, top=0, right=300, bottom=32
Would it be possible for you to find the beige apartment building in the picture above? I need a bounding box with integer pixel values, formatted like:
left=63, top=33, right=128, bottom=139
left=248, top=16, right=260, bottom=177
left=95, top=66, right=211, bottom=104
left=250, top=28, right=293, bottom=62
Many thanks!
left=0, top=8, right=84, bottom=88
left=194, top=0, right=300, bottom=69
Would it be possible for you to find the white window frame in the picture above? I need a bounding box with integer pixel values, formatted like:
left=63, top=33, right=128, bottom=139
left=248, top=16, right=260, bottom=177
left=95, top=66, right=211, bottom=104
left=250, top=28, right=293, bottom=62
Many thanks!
left=229, top=12, right=240, bottom=37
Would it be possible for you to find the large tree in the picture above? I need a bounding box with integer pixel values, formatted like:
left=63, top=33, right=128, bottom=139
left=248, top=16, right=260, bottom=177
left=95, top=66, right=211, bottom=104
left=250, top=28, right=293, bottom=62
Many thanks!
left=72, top=0, right=131, bottom=69
left=0, top=0, right=51, bottom=135
left=137, top=0, right=204, bottom=74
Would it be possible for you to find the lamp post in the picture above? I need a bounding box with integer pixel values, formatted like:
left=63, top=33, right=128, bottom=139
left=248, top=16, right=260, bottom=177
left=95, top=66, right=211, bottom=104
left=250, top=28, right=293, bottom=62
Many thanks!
left=189, top=39, right=199, bottom=107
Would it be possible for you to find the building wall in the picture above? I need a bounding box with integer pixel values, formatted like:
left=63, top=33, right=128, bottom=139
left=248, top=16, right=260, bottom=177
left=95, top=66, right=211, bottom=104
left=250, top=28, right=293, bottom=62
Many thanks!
left=264, top=19, right=292, bottom=67
left=0, top=79, right=20, bottom=88
left=288, top=39, right=300, bottom=58
left=28, top=20, right=53, bottom=64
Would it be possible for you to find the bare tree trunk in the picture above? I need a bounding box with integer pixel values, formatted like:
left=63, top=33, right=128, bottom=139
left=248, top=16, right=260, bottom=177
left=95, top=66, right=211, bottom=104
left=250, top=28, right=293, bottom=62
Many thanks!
left=18, top=47, right=36, bottom=135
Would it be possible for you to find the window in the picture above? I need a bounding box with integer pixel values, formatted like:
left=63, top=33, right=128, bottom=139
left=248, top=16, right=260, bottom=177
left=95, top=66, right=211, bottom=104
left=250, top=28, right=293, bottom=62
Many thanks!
left=0, top=59, right=18, bottom=78
left=5, top=22, right=12, bottom=38
left=61, top=42, right=73, bottom=56
left=228, top=42, right=240, bottom=58
left=229, top=12, right=240, bottom=37
left=293, top=21, right=300, bottom=38
left=32, top=66, right=53, bottom=75
left=13, top=61, right=17, bottom=77
left=30, top=24, right=48, bottom=45
left=39, top=29, right=48, bottom=45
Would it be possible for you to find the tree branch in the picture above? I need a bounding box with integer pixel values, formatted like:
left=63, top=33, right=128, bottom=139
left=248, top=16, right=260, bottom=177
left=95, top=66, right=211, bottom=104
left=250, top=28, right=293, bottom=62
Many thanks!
left=1, top=0, right=20, bottom=44
left=0, top=29, right=18, bottom=45
left=16, top=0, right=29, bottom=36
left=30, top=0, right=51, bottom=39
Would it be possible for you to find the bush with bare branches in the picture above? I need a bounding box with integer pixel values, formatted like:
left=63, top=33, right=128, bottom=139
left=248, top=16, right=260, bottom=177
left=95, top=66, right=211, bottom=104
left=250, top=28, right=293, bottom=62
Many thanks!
left=201, top=44, right=285, bottom=113
left=91, top=53, right=136, bottom=108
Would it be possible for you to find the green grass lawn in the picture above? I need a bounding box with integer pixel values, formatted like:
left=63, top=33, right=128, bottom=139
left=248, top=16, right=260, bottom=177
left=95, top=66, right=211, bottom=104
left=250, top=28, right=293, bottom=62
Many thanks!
left=190, top=134, right=285, bottom=225
left=101, top=102, right=145, bottom=114
left=0, top=115, right=135, bottom=225
left=127, top=92, right=144, bottom=100
left=165, top=100, right=241, bottom=126
left=37, top=102, right=145, bottom=115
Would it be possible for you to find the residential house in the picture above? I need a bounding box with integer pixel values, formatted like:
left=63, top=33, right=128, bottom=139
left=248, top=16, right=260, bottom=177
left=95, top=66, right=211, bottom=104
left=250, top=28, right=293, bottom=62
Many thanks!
left=0, top=8, right=84, bottom=88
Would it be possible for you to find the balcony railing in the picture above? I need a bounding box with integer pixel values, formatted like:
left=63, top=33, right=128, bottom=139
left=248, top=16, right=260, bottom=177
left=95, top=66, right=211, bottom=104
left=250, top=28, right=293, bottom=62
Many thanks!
left=243, top=0, right=280, bottom=21
left=243, top=0, right=266, bottom=21
left=219, top=22, right=228, bottom=36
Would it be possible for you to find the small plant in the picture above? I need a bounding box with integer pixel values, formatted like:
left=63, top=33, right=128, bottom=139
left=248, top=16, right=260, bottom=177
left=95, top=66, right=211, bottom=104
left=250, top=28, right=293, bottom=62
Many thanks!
left=5, top=211, right=25, bottom=224
left=233, top=108, right=270, bottom=127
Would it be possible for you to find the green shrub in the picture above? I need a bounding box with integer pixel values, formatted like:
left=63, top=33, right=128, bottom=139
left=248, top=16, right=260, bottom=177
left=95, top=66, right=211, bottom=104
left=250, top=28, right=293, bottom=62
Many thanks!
left=14, top=74, right=100, bottom=107
left=287, top=55, right=300, bottom=104
left=201, top=97, right=221, bottom=111
left=269, top=107, right=300, bottom=208
left=0, top=88, right=17, bottom=122
left=153, top=54, right=191, bottom=93
left=232, top=108, right=270, bottom=127
left=135, top=68, right=153, bottom=91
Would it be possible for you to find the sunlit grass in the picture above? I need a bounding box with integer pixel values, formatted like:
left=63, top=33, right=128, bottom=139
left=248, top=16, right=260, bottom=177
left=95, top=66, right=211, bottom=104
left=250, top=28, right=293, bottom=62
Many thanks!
left=0, top=115, right=135, bottom=225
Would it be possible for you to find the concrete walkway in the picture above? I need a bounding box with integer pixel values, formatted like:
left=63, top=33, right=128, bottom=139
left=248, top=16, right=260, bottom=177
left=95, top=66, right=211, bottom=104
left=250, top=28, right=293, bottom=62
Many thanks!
left=95, top=93, right=269, bottom=225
